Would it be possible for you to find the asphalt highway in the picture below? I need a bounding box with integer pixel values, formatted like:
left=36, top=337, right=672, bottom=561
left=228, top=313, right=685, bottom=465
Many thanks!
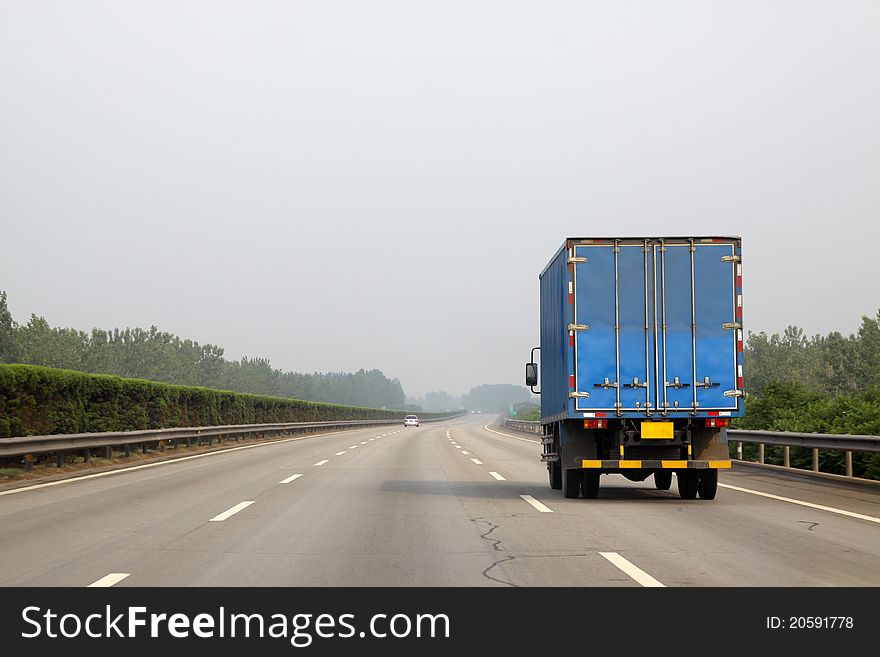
left=1, top=415, right=878, bottom=587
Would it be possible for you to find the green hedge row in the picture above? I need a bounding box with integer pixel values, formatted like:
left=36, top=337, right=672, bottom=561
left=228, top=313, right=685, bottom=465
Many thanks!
left=0, top=364, right=430, bottom=437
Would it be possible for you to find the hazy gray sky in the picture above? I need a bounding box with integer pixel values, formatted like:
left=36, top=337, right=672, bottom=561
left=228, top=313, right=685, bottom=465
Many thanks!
left=2, top=1, right=879, bottom=398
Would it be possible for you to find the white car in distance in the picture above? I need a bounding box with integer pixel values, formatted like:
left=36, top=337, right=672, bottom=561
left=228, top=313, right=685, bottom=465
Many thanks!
left=404, top=415, right=419, bottom=427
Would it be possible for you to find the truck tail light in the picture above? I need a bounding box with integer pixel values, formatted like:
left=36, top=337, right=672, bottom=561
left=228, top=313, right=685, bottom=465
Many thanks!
left=706, top=418, right=729, bottom=428
left=584, top=419, right=607, bottom=429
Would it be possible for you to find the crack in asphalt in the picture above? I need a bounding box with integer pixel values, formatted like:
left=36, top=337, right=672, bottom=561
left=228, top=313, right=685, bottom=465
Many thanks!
left=472, top=517, right=518, bottom=587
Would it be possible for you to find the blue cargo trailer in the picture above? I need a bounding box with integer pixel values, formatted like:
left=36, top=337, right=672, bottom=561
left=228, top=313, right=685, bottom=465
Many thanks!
left=525, top=237, right=743, bottom=500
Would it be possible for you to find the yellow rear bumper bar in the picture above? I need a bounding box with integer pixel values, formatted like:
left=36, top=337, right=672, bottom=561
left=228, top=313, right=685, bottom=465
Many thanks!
left=581, top=459, right=731, bottom=469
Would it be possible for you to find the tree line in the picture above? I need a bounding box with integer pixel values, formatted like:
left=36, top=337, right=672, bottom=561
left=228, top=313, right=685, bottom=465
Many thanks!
left=407, top=384, right=533, bottom=413
left=738, top=309, right=880, bottom=480
left=0, top=292, right=405, bottom=409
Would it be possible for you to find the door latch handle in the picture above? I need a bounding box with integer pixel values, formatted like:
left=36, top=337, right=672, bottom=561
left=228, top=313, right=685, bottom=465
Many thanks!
left=694, top=376, right=720, bottom=388
left=623, top=377, right=648, bottom=389
left=665, top=376, right=690, bottom=389
left=593, top=377, right=618, bottom=390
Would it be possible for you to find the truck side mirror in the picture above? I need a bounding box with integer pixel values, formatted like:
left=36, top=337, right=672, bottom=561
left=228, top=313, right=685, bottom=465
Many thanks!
left=525, top=362, right=538, bottom=387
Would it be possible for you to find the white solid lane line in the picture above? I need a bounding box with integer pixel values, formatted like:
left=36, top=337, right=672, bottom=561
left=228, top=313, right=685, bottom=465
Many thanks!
left=483, top=424, right=540, bottom=444
left=599, top=552, right=665, bottom=587
left=719, top=483, right=880, bottom=525
left=520, top=495, right=553, bottom=513
left=314, top=459, right=330, bottom=466
left=87, top=573, right=130, bottom=588
left=279, top=473, right=303, bottom=484
left=361, top=441, right=368, bottom=444
left=471, top=458, right=483, bottom=465
left=461, top=451, right=470, bottom=455
left=335, top=451, right=346, bottom=456
left=369, top=439, right=375, bottom=442
left=0, top=430, right=353, bottom=498
left=209, top=501, right=255, bottom=522
left=489, top=472, right=506, bottom=481
left=349, top=446, right=358, bottom=450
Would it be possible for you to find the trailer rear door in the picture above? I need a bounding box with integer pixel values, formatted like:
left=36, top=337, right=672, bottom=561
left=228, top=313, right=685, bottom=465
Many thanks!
left=570, top=238, right=739, bottom=415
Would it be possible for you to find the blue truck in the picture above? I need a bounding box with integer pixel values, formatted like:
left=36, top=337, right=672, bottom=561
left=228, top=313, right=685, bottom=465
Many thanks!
left=525, top=237, right=743, bottom=500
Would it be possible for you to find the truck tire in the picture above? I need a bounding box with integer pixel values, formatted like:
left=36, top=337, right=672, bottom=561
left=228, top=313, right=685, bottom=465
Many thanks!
left=677, top=471, right=698, bottom=499
left=698, top=470, right=718, bottom=500
left=562, top=468, right=582, bottom=498
left=654, top=470, right=672, bottom=491
left=549, top=462, right=562, bottom=490
left=582, top=471, right=600, bottom=499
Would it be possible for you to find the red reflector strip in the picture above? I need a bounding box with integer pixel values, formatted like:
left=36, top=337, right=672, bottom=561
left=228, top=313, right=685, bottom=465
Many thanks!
left=737, top=275, right=742, bottom=288
left=569, top=333, right=575, bottom=347
left=568, top=263, right=573, bottom=273
left=738, top=376, right=744, bottom=388
left=595, top=412, right=607, bottom=417
left=737, top=306, right=743, bottom=318
left=708, top=411, right=719, bottom=416
left=569, top=293, right=573, bottom=305
left=569, top=375, right=575, bottom=389
left=737, top=340, right=743, bottom=353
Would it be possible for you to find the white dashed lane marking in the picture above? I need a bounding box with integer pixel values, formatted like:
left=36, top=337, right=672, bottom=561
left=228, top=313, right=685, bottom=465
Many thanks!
left=489, top=472, right=506, bottom=481
left=599, top=552, right=665, bottom=587
left=520, top=495, right=553, bottom=513
left=471, top=458, right=483, bottom=465
left=314, top=459, right=330, bottom=466
left=279, top=473, right=303, bottom=484
left=87, top=573, right=129, bottom=588
left=209, top=501, right=255, bottom=522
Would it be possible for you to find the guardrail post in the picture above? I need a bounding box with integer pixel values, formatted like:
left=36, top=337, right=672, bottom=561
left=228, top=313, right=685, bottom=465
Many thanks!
left=125, top=444, right=131, bottom=458
left=783, top=446, right=790, bottom=468
left=83, top=449, right=90, bottom=463
left=812, top=448, right=819, bottom=472
left=105, top=446, right=112, bottom=460
left=57, top=451, right=64, bottom=468
left=186, top=437, right=192, bottom=448
left=758, top=443, right=764, bottom=464
left=846, top=451, right=853, bottom=477
left=24, top=454, right=34, bottom=472
left=142, top=443, right=148, bottom=455
left=737, top=442, right=742, bottom=459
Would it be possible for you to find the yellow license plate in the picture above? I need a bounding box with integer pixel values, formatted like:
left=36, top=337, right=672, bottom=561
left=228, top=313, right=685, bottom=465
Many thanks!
left=641, top=422, right=674, bottom=439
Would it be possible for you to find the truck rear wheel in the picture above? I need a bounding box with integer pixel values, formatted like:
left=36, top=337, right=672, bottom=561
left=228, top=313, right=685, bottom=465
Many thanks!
left=698, top=470, right=718, bottom=500
left=677, top=471, right=698, bottom=499
left=562, top=468, right=582, bottom=498
left=549, top=462, right=562, bottom=490
left=654, top=470, right=672, bottom=491
left=582, top=471, right=600, bottom=499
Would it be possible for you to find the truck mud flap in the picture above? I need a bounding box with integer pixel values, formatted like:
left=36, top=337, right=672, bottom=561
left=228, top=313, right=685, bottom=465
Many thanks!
left=580, top=459, right=731, bottom=469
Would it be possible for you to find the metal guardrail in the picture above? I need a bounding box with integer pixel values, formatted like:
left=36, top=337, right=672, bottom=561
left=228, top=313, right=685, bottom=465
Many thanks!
left=503, top=419, right=543, bottom=434
left=727, top=429, right=880, bottom=478
left=1, top=412, right=467, bottom=470
left=503, top=420, right=880, bottom=481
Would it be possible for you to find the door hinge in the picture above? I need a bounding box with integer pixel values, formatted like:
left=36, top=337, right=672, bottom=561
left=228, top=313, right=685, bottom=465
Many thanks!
left=724, top=390, right=745, bottom=397
left=569, top=391, right=590, bottom=398
left=721, top=255, right=742, bottom=263
left=567, top=256, right=587, bottom=264
left=722, top=322, right=743, bottom=330
left=568, top=323, right=589, bottom=332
